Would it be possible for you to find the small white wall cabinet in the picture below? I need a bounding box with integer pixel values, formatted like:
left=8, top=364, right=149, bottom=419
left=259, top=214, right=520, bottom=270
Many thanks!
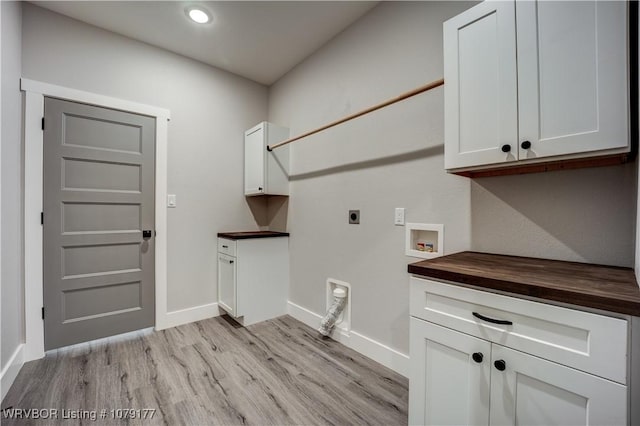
left=409, top=277, right=631, bottom=426
left=443, top=0, right=629, bottom=172
left=217, top=235, right=289, bottom=326
left=244, top=122, right=290, bottom=196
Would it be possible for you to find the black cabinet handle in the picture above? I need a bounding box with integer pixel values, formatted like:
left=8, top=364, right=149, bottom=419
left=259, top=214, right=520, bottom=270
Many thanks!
left=142, top=230, right=152, bottom=239
left=229, top=260, right=234, bottom=264
left=494, top=360, right=506, bottom=371
left=521, top=140, right=531, bottom=149
left=472, top=352, right=483, bottom=363
left=501, top=144, right=511, bottom=153
left=222, top=245, right=228, bottom=248
left=472, top=312, right=513, bottom=325
left=258, top=187, right=263, bottom=191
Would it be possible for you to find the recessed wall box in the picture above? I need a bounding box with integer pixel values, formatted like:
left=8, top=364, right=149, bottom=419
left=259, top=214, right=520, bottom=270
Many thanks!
left=406, top=223, right=443, bottom=259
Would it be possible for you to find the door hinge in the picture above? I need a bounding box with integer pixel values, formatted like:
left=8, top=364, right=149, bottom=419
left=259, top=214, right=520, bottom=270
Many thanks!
left=41, top=212, right=44, bottom=225
left=41, top=117, right=45, bottom=131
left=41, top=307, right=45, bottom=319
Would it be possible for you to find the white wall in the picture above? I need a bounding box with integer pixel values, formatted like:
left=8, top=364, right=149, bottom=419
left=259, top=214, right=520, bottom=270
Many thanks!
left=1, top=0, right=23, bottom=373
left=14, top=0, right=638, bottom=365
left=269, top=1, right=475, bottom=354
left=269, top=0, right=638, bottom=355
left=21, top=3, right=268, bottom=313
left=472, top=163, right=636, bottom=267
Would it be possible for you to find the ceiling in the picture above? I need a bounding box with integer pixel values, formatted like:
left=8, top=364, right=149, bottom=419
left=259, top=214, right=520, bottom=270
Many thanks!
left=31, top=1, right=379, bottom=85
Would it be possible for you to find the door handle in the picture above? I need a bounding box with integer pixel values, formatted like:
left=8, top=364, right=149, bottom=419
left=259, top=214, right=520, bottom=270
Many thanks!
left=472, top=312, right=513, bottom=325
left=142, top=230, right=152, bottom=239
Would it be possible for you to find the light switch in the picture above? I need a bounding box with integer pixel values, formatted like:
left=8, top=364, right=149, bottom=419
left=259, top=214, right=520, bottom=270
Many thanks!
left=167, top=194, right=177, bottom=208
left=394, top=208, right=405, bottom=226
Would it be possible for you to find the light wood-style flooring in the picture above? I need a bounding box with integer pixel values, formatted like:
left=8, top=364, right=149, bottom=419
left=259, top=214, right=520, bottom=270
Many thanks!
left=2, top=315, right=408, bottom=425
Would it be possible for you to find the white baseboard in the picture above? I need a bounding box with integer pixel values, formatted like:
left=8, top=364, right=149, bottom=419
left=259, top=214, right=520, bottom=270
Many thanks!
left=1, top=344, right=25, bottom=402
left=157, top=302, right=221, bottom=330
left=287, top=301, right=409, bottom=377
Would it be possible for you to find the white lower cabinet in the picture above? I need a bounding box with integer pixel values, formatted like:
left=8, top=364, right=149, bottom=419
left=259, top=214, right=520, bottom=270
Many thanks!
left=409, top=318, right=490, bottom=425
left=490, top=345, right=626, bottom=426
left=217, top=253, right=237, bottom=316
left=409, top=277, right=629, bottom=426
left=217, top=236, right=289, bottom=326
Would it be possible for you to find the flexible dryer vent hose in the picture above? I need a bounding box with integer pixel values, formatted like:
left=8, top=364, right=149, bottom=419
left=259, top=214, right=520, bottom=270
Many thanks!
left=318, top=287, right=347, bottom=337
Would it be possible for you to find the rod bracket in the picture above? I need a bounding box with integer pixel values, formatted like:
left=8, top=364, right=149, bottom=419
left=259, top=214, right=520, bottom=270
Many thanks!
left=266, top=145, right=273, bottom=152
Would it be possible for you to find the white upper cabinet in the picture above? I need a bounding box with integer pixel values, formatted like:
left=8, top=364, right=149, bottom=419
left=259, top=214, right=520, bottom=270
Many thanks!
left=444, top=1, right=518, bottom=169
left=444, top=0, right=629, bottom=172
left=244, top=122, right=290, bottom=196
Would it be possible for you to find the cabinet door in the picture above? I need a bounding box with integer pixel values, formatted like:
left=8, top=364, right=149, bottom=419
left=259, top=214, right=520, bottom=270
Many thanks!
left=516, top=1, right=628, bottom=160
left=217, top=253, right=237, bottom=316
left=409, top=318, right=490, bottom=426
left=490, top=345, right=627, bottom=426
left=444, top=1, right=518, bottom=170
left=244, top=124, right=265, bottom=195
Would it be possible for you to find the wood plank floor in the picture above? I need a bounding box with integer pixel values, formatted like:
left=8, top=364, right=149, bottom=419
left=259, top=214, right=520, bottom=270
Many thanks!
left=2, top=315, right=408, bottom=425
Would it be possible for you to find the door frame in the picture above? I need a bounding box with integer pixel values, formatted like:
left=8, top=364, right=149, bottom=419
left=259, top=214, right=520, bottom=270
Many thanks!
left=22, top=78, right=170, bottom=361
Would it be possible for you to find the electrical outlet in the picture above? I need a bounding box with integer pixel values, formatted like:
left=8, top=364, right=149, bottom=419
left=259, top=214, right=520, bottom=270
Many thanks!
left=394, top=208, right=405, bottom=225
left=349, top=210, right=360, bottom=224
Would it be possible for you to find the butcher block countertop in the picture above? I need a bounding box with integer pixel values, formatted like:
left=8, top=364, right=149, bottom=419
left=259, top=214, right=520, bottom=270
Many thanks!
left=217, top=231, right=289, bottom=240
left=408, top=251, right=640, bottom=317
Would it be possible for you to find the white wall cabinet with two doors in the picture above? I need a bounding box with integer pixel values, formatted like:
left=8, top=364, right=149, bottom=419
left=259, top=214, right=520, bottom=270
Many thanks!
left=244, top=122, right=290, bottom=196
left=409, top=277, right=634, bottom=425
left=444, top=0, right=629, bottom=172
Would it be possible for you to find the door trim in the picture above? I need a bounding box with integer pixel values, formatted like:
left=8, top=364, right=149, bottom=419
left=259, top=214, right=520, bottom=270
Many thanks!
left=21, top=78, right=170, bottom=361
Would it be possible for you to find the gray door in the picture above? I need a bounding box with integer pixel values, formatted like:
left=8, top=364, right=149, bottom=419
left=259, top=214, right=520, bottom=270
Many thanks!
left=43, top=97, right=156, bottom=350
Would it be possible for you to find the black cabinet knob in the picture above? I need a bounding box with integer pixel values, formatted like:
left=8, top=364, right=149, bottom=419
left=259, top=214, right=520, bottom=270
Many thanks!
left=521, top=140, right=532, bottom=149
left=494, top=360, right=506, bottom=371
left=472, top=352, right=483, bottom=363
left=258, top=187, right=263, bottom=191
left=501, top=144, right=511, bottom=153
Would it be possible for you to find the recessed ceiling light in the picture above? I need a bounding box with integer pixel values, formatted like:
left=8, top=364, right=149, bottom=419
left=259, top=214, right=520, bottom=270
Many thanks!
left=186, top=6, right=211, bottom=24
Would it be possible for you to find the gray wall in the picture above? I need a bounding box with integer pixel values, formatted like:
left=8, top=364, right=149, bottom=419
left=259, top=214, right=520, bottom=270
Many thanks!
left=268, top=1, right=475, bottom=353
left=471, top=164, right=636, bottom=267
left=269, top=0, right=637, bottom=355
left=12, top=1, right=638, bottom=361
left=22, top=3, right=269, bottom=312
left=1, top=0, right=24, bottom=370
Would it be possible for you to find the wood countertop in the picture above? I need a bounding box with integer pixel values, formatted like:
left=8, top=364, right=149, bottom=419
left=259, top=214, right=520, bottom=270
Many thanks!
left=217, top=231, right=290, bottom=240
left=408, top=251, right=640, bottom=316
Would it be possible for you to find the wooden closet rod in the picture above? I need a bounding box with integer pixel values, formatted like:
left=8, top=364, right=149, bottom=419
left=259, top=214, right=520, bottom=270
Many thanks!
left=266, top=77, right=445, bottom=151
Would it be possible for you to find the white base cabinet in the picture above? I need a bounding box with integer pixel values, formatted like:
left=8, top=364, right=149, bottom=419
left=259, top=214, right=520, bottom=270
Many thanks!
left=409, top=318, right=490, bottom=425
left=217, top=236, right=289, bottom=326
left=409, top=277, right=632, bottom=426
left=490, top=345, right=625, bottom=426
